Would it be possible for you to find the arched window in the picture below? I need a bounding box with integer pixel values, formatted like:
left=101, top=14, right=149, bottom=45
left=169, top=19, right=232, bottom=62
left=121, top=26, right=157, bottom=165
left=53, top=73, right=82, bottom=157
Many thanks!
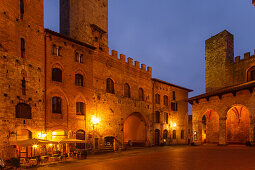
left=76, top=102, right=85, bottom=115
left=16, top=103, right=31, bottom=119
left=124, top=83, right=130, bottom=98
left=58, top=47, right=62, bottom=56
left=155, top=111, right=160, bottom=123
left=106, top=78, right=114, bottom=94
left=173, top=130, right=177, bottom=139
left=181, top=130, right=185, bottom=139
left=52, top=44, right=57, bottom=55
left=22, top=77, right=26, bottom=95
left=163, top=95, right=168, bottom=106
left=52, top=68, right=62, bottom=82
left=52, top=97, right=62, bottom=114
left=139, top=88, right=144, bottom=101
left=21, top=38, right=25, bottom=58
left=20, top=0, right=24, bottom=19
left=75, top=52, right=79, bottom=62
left=80, top=54, right=84, bottom=63
left=155, top=94, right=160, bottom=104
left=75, top=74, right=84, bottom=86
left=247, top=66, right=255, bottom=81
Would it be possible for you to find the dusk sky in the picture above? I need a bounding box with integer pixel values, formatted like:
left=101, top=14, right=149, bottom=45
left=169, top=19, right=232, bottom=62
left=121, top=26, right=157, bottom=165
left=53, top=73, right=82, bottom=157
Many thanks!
left=44, top=0, right=255, bottom=112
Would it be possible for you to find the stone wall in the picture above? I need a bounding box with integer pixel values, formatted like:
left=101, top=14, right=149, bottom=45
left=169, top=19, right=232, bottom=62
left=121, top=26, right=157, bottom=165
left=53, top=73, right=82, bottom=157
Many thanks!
left=0, top=51, right=45, bottom=159
left=192, top=89, right=255, bottom=145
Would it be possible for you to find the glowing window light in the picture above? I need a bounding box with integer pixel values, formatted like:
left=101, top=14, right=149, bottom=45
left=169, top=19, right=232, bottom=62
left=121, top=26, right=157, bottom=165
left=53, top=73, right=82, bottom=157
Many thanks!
left=52, top=132, right=57, bottom=136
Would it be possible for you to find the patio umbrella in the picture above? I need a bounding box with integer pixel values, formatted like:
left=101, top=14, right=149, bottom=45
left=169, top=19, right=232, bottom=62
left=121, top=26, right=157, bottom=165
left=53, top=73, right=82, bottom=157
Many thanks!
left=11, top=138, right=58, bottom=146
left=59, top=139, right=85, bottom=144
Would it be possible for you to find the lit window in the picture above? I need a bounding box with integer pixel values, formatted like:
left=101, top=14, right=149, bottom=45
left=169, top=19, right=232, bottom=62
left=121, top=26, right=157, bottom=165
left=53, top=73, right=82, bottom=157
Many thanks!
left=52, top=97, right=62, bottom=114
left=75, top=74, right=84, bottom=86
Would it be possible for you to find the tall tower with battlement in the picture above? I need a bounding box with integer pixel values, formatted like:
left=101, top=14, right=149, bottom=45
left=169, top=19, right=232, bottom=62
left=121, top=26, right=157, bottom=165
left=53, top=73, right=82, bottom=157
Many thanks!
left=60, top=0, right=108, bottom=48
left=205, top=30, right=234, bottom=92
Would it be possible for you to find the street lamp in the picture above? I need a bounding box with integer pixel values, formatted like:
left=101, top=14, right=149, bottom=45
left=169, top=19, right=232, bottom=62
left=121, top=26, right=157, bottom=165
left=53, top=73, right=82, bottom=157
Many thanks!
left=91, top=116, right=100, bottom=152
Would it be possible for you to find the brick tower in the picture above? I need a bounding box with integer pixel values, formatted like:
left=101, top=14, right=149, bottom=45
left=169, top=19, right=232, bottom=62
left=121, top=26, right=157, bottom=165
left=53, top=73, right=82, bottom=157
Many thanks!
left=0, top=0, right=45, bottom=64
left=60, top=0, right=108, bottom=48
left=205, top=30, right=234, bottom=92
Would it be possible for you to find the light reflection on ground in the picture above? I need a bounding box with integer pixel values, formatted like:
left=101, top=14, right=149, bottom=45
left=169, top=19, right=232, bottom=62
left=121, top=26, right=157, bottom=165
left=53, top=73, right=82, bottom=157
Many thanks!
left=31, top=145, right=255, bottom=170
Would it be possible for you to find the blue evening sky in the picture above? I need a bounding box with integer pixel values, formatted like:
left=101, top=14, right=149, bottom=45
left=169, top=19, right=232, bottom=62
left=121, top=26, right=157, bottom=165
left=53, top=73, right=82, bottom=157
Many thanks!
left=44, top=0, right=255, bottom=114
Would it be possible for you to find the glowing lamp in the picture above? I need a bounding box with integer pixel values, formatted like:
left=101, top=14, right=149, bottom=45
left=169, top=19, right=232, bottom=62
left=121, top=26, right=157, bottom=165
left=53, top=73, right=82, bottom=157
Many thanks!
left=32, top=145, right=38, bottom=148
left=48, top=144, right=53, bottom=147
left=91, top=116, right=100, bottom=125
left=52, top=132, right=57, bottom=136
left=173, top=123, right=177, bottom=128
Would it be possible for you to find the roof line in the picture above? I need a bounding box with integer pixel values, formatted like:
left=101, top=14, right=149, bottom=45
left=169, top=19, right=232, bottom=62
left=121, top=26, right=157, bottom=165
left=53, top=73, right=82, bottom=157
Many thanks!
left=152, top=78, right=193, bottom=92
left=189, top=81, right=255, bottom=103
left=45, top=29, right=96, bottom=50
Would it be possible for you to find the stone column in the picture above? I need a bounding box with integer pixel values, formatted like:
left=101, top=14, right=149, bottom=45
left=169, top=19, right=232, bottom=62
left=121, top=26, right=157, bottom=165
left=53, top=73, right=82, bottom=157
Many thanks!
left=219, top=118, right=227, bottom=145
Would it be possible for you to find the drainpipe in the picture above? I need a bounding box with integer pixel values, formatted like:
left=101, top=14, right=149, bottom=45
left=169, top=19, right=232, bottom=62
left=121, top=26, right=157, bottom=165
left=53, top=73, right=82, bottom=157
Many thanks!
left=44, top=34, right=47, bottom=132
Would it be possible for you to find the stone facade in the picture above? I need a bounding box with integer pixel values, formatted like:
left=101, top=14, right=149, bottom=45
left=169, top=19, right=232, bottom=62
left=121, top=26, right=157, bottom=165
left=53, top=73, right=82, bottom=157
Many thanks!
left=0, top=0, right=192, bottom=159
left=190, top=30, right=255, bottom=145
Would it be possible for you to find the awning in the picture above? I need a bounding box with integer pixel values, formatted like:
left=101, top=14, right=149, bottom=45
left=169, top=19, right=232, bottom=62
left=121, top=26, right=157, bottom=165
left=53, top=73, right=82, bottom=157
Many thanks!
left=59, top=139, right=85, bottom=144
left=11, top=138, right=58, bottom=146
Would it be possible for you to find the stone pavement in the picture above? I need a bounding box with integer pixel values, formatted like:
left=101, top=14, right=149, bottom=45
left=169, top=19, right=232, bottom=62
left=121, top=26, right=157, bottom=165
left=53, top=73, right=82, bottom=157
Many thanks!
left=29, top=145, right=255, bottom=170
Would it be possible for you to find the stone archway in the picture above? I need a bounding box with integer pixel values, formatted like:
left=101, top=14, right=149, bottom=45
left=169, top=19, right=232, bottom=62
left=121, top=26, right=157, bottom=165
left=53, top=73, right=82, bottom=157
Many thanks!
left=201, top=110, right=219, bottom=144
left=226, top=105, right=250, bottom=144
left=124, top=112, right=146, bottom=147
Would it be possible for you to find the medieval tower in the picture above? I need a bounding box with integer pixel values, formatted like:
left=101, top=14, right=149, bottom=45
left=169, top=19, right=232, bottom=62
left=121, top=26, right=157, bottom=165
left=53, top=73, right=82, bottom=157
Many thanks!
left=60, top=0, right=108, bottom=48
left=205, top=30, right=234, bottom=92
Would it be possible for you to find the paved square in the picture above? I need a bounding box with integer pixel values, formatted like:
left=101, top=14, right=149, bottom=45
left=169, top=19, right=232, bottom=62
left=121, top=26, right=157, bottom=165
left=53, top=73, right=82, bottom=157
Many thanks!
left=32, top=145, right=255, bottom=170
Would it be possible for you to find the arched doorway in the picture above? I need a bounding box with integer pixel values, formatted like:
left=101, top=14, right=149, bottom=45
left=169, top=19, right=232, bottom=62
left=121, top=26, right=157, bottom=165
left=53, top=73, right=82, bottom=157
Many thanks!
left=201, top=110, right=219, bottom=144
left=155, top=129, right=160, bottom=146
left=16, top=129, right=32, bottom=158
left=226, top=106, right=250, bottom=144
left=124, top=112, right=146, bottom=147
left=76, top=130, right=85, bottom=149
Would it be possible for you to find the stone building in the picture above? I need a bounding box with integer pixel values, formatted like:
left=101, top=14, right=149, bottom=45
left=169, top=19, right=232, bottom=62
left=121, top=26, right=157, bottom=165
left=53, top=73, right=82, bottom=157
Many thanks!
left=0, top=0, right=191, bottom=159
left=190, top=30, right=255, bottom=145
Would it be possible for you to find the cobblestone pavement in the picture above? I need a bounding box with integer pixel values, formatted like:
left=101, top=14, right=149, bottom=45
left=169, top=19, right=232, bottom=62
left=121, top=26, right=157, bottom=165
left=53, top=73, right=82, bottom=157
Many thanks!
left=30, top=145, right=255, bottom=170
